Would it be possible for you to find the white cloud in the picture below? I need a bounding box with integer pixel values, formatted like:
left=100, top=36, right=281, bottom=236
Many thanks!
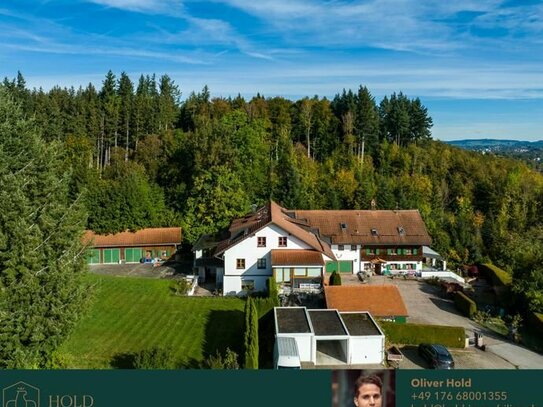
left=85, top=0, right=184, bottom=14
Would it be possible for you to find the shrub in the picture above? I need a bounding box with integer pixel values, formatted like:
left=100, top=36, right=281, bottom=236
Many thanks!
left=330, top=271, right=342, bottom=286
left=171, top=278, right=190, bottom=296
left=380, top=322, right=465, bottom=348
left=132, top=347, right=177, bottom=369
left=267, top=277, right=279, bottom=301
left=243, top=297, right=259, bottom=369
left=527, top=312, right=543, bottom=336
left=479, top=264, right=513, bottom=286
left=202, top=347, right=239, bottom=369
left=454, top=291, right=477, bottom=318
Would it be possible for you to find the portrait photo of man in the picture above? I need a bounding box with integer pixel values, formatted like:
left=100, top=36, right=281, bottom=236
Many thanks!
left=331, top=370, right=395, bottom=407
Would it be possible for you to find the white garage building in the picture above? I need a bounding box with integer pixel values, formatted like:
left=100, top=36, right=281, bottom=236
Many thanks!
left=274, top=307, right=385, bottom=367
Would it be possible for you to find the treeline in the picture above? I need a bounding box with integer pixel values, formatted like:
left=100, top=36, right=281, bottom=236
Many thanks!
left=2, top=71, right=543, bottom=314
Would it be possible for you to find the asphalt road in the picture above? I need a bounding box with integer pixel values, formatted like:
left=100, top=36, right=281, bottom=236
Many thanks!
left=367, top=276, right=543, bottom=369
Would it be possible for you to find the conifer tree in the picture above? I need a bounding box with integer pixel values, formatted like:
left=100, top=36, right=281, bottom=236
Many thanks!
left=0, top=88, right=89, bottom=368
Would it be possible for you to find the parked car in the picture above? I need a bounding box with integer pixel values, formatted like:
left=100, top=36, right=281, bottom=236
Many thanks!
left=418, top=343, right=455, bottom=369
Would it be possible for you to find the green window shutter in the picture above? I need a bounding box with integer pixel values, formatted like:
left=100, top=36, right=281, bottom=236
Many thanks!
left=413, top=248, right=418, bottom=255
left=366, top=248, right=371, bottom=255
left=376, top=249, right=380, bottom=255
left=387, top=248, right=393, bottom=255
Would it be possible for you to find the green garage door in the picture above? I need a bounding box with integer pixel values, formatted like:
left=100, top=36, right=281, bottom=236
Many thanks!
left=87, top=249, right=100, bottom=265
left=103, top=248, right=120, bottom=264
left=125, top=248, right=142, bottom=263
left=339, top=260, right=353, bottom=273
left=325, top=261, right=353, bottom=273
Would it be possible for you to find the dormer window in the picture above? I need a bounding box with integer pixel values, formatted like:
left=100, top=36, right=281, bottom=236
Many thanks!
left=398, top=226, right=405, bottom=236
left=371, top=228, right=378, bottom=236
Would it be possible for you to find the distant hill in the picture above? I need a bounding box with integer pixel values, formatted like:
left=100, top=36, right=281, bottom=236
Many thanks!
left=446, top=139, right=543, bottom=150
left=445, top=139, right=542, bottom=172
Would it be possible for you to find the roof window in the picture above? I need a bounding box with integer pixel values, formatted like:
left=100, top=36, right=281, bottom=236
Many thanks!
left=371, top=228, right=378, bottom=236
left=398, top=226, right=405, bottom=236
left=340, top=222, right=347, bottom=231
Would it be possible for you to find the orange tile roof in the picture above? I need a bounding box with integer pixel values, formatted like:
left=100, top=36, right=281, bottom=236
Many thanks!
left=214, top=202, right=335, bottom=260
left=83, top=227, right=182, bottom=247
left=324, top=285, right=408, bottom=317
left=294, top=209, right=431, bottom=245
left=271, top=249, right=325, bottom=266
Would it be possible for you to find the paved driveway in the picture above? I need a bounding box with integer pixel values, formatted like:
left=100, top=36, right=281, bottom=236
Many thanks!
left=363, top=276, right=543, bottom=369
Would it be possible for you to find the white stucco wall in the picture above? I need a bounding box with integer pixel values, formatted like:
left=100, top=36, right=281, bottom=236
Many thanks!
left=222, top=224, right=314, bottom=295
left=349, top=336, right=385, bottom=364
left=331, top=244, right=360, bottom=273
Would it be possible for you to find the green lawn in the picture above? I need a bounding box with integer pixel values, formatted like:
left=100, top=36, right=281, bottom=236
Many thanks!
left=56, top=274, right=245, bottom=368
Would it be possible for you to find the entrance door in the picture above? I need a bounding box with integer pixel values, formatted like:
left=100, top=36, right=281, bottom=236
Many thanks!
left=375, top=263, right=382, bottom=275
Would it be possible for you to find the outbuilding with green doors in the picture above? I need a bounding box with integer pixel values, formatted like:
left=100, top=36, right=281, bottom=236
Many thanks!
left=83, top=227, right=182, bottom=265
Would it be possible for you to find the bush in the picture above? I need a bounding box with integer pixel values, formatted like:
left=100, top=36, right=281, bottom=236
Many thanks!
left=479, top=264, right=513, bottom=286
left=202, top=348, right=239, bottom=369
left=132, top=347, right=177, bottom=369
left=454, top=291, right=477, bottom=318
left=380, top=322, right=465, bottom=348
left=267, top=277, right=279, bottom=301
left=330, top=271, right=342, bottom=286
left=171, top=278, right=190, bottom=296
left=527, top=312, right=543, bottom=336
left=243, top=297, right=259, bottom=369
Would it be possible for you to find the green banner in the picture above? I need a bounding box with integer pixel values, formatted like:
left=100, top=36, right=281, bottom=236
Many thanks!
left=1, top=369, right=542, bottom=407
left=0, top=370, right=330, bottom=407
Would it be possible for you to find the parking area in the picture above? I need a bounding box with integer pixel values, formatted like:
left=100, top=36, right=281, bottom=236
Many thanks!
left=361, top=275, right=543, bottom=369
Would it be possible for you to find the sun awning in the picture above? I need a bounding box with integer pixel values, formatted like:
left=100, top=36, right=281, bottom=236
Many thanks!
left=422, top=246, right=442, bottom=260
left=271, top=249, right=325, bottom=266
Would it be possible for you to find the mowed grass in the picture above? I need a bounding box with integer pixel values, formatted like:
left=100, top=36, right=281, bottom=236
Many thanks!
left=57, top=274, right=245, bottom=368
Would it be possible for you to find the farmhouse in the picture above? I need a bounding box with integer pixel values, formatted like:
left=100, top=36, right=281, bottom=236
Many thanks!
left=84, top=227, right=182, bottom=264
left=194, top=201, right=433, bottom=296
left=324, top=285, right=409, bottom=323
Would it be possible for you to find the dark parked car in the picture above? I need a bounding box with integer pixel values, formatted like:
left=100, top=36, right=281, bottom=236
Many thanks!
left=418, top=344, right=455, bottom=369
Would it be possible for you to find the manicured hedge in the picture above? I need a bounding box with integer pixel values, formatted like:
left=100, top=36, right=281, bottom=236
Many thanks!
left=479, top=263, right=513, bottom=286
left=267, top=277, right=279, bottom=301
left=330, top=271, right=342, bottom=286
left=454, top=291, right=477, bottom=318
left=527, top=312, right=543, bottom=336
left=243, top=297, right=259, bottom=369
left=379, top=322, right=465, bottom=348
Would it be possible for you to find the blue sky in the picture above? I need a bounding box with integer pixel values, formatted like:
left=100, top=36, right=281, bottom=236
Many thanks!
left=1, top=0, right=542, bottom=141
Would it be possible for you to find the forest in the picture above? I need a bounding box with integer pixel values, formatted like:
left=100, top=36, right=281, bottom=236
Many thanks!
left=0, top=71, right=542, bottom=366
